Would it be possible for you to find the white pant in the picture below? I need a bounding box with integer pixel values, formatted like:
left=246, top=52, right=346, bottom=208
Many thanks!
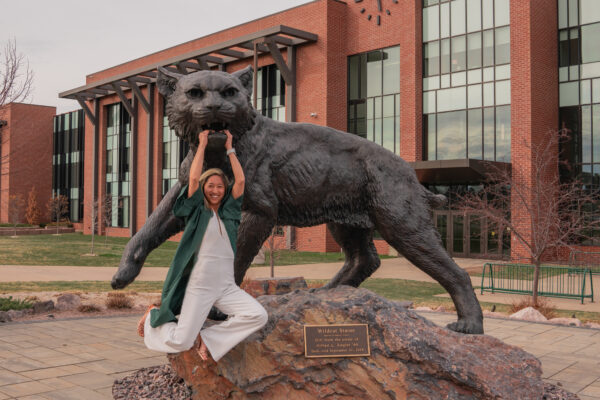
left=144, top=255, right=268, bottom=361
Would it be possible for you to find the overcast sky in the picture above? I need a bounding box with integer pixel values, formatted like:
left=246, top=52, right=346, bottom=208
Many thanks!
left=1, top=0, right=311, bottom=114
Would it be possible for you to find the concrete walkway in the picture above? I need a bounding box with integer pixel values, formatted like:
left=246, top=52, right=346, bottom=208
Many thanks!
left=0, top=312, right=598, bottom=399
left=2, top=258, right=599, bottom=312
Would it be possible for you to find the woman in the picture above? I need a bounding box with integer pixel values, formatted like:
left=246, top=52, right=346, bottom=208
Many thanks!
left=138, top=129, right=268, bottom=362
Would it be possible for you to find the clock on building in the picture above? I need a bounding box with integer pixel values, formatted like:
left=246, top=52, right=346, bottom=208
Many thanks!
left=355, top=0, right=399, bottom=26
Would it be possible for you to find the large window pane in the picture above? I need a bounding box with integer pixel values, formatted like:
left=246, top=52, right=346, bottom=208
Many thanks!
left=441, top=39, right=451, bottom=74
left=494, top=0, right=510, bottom=27
left=383, top=47, right=400, bottom=95
left=468, top=84, right=482, bottom=108
left=437, top=86, right=467, bottom=112
left=423, top=5, right=440, bottom=41
left=559, top=0, right=568, bottom=29
left=483, top=30, right=494, bottom=67
left=580, top=0, right=600, bottom=25
left=466, top=0, right=482, bottom=32
left=482, top=0, right=494, bottom=30
left=467, top=32, right=482, bottom=69
left=450, top=0, right=466, bottom=36
left=582, top=23, right=600, bottom=64
left=484, top=107, right=495, bottom=160
left=569, top=29, right=580, bottom=66
left=349, top=55, right=361, bottom=100
left=426, top=114, right=437, bottom=160
left=560, top=81, right=580, bottom=107
left=495, top=80, right=511, bottom=105
left=437, top=111, right=467, bottom=160
left=496, top=105, right=511, bottom=162
left=583, top=105, right=592, bottom=163
left=495, top=27, right=510, bottom=65
left=593, top=105, right=600, bottom=163
left=559, top=30, right=570, bottom=67
left=569, top=0, right=579, bottom=27
left=451, top=36, right=466, bottom=72
left=440, top=2, right=450, bottom=38
left=424, top=42, right=440, bottom=76
left=366, top=51, right=383, bottom=97
left=468, top=109, right=483, bottom=159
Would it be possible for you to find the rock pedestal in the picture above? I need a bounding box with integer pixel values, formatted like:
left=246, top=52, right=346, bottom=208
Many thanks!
left=242, top=276, right=307, bottom=298
left=169, top=286, right=545, bottom=400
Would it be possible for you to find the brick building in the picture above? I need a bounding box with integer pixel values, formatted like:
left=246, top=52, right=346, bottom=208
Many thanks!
left=0, top=103, right=56, bottom=224
left=58, top=0, right=600, bottom=259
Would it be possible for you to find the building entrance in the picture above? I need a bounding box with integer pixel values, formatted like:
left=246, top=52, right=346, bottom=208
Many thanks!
left=434, top=211, right=509, bottom=259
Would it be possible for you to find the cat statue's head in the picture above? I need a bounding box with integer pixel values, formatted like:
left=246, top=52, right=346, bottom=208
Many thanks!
left=157, top=66, right=255, bottom=150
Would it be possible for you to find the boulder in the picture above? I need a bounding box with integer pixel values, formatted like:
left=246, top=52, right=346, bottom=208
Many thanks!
left=0, top=311, right=11, bottom=323
left=584, top=322, right=600, bottom=329
left=32, top=300, right=54, bottom=314
left=169, top=286, right=545, bottom=400
left=56, top=293, right=81, bottom=311
left=509, top=307, right=547, bottom=322
left=242, top=277, right=307, bottom=298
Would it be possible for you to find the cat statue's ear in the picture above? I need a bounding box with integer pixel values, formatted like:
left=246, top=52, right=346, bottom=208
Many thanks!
left=232, top=65, right=253, bottom=95
left=157, top=67, right=183, bottom=98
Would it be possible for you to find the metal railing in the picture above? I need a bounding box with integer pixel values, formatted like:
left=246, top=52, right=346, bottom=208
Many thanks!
left=480, top=263, right=594, bottom=304
left=569, top=250, right=600, bottom=275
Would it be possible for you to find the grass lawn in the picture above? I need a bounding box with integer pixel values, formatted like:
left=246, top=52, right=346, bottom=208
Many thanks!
left=1, top=278, right=598, bottom=323
left=0, top=232, right=387, bottom=267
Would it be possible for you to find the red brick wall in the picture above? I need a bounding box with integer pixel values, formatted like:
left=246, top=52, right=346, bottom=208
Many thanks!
left=510, top=0, right=559, bottom=261
left=0, top=103, right=55, bottom=223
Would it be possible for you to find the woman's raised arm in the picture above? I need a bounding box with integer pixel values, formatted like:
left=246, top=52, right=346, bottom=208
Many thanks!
left=225, top=130, right=245, bottom=199
left=188, top=130, right=209, bottom=198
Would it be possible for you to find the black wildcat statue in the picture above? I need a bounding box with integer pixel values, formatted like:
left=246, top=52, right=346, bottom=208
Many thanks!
left=112, top=66, right=484, bottom=334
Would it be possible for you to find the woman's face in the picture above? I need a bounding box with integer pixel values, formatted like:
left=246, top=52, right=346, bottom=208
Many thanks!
left=204, top=175, right=225, bottom=208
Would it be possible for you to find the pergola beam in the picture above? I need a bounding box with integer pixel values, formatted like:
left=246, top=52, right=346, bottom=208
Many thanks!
left=111, top=83, right=135, bottom=117
left=76, top=96, right=97, bottom=126
left=262, top=38, right=294, bottom=85
left=126, top=78, right=151, bottom=113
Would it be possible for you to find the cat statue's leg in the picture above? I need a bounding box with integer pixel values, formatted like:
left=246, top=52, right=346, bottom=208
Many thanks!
left=111, top=182, right=184, bottom=289
left=234, top=212, right=276, bottom=285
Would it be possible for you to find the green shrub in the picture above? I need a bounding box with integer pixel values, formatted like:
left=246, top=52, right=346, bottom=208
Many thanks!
left=0, top=296, right=33, bottom=311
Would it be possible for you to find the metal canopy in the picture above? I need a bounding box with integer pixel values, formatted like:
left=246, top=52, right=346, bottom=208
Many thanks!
left=409, top=159, right=512, bottom=185
left=59, top=25, right=318, bottom=103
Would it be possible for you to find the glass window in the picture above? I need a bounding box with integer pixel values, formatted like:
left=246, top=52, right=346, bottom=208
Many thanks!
left=437, top=86, right=467, bottom=112
left=426, top=114, right=437, bottom=160
left=580, top=0, right=600, bottom=25
left=494, top=0, right=510, bottom=27
left=582, top=105, right=592, bottom=162
left=466, top=0, right=482, bottom=32
left=496, top=105, right=511, bottom=162
left=424, top=42, right=440, bottom=76
left=451, top=36, right=466, bottom=72
left=593, top=104, right=600, bottom=163
left=569, top=0, right=579, bottom=27
left=383, top=47, right=400, bottom=95
left=441, top=39, right=451, bottom=74
left=560, top=81, right=580, bottom=107
left=367, top=51, right=383, bottom=97
left=483, top=82, right=494, bottom=106
left=468, top=108, right=483, bottom=159
left=450, top=0, right=466, bottom=36
left=495, top=27, right=510, bottom=65
left=559, top=0, right=568, bottom=29
left=349, top=55, right=361, bottom=100
left=468, top=84, right=482, bottom=108
left=495, top=80, right=511, bottom=105
left=593, top=78, right=600, bottom=103
left=440, top=2, right=450, bottom=38
left=482, top=0, right=494, bottom=30
left=467, top=32, right=482, bottom=69
left=483, top=30, right=494, bottom=67
left=559, top=30, right=570, bottom=68
left=437, top=111, right=467, bottom=159
left=581, top=23, right=600, bottom=64
left=581, top=80, right=592, bottom=104
left=483, top=107, right=495, bottom=160
left=423, top=5, right=440, bottom=41
left=424, top=90, right=436, bottom=114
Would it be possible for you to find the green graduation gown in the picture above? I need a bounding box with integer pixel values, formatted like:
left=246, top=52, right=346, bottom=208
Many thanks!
left=149, top=183, right=243, bottom=328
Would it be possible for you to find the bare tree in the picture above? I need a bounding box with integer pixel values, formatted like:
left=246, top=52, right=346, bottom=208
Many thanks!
left=0, top=38, right=33, bottom=107
left=25, top=186, right=41, bottom=225
left=458, top=130, right=600, bottom=305
left=87, top=197, right=99, bottom=255
left=102, top=194, right=113, bottom=245
left=8, top=194, right=24, bottom=236
left=1, top=38, right=34, bottom=174
left=47, top=195, right=69, bottom=235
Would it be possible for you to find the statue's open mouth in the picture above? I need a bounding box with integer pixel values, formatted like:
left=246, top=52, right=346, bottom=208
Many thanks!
left=203, top=122, right=228, bottom=132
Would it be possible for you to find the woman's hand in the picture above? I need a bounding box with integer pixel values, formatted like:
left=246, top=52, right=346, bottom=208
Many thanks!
left=198, top=130, right=210, bottom=150
left=224, top=130, right=233, bottom=151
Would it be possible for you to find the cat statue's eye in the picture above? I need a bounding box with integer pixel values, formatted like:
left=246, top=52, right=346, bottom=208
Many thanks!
left=187, top=88, right=204, bottom=98
left=221, top=88, right=238, bottom=97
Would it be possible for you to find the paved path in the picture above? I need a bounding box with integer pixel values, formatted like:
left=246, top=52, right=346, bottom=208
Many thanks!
left=2, top=258, right=599, bottom=312
left=0, top=313, right=598, bottom=399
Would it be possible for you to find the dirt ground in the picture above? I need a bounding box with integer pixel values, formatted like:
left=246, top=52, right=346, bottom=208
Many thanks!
left=2, top=291, right=161, bottom=323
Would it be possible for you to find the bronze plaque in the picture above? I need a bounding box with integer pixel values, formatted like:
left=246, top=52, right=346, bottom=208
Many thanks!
left=304, top=324, right=370, bottom=358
